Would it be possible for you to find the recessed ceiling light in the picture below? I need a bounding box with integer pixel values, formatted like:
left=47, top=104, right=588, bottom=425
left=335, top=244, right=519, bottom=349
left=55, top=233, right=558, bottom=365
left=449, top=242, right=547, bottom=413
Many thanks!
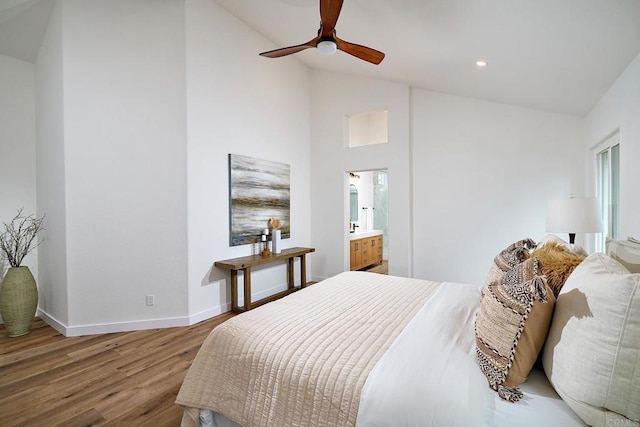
left=476, top=60, right=488, bottom=67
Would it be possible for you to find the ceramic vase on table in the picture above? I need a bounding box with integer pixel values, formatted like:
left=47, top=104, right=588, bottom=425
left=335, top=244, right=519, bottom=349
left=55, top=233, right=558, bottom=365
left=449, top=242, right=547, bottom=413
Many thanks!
left=272, top=229, right=282, bottom=254
left=0, top=266, right=38, bottom=337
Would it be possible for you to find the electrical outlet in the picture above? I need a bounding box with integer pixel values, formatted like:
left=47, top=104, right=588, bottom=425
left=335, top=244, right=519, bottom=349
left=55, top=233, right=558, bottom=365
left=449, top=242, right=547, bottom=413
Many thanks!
left=146, top=295, right=155, bottom=306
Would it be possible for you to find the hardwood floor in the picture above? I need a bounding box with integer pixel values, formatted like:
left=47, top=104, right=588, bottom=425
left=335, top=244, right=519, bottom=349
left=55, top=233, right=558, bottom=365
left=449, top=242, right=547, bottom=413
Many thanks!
left=0, top=314, right=234, bottom=427
left=362, top=260, right=388, bottom=275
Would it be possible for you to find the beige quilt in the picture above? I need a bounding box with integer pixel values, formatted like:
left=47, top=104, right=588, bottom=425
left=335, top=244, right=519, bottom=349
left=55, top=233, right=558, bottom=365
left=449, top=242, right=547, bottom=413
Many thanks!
left=176, top=271, right=440, bottom=427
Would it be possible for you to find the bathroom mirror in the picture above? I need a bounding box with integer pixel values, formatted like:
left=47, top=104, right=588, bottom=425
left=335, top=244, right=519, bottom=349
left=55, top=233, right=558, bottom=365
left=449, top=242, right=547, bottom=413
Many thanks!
left=349, top=184, right=358, bottom=222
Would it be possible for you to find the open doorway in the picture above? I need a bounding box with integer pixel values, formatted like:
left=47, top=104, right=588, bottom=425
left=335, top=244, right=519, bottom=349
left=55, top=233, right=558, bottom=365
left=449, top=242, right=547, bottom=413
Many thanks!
left=347, top=170, right=388, bottom=274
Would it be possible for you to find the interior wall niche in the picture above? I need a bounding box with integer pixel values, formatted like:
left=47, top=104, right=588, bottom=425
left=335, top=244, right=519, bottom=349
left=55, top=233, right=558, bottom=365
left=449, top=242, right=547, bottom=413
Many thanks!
left=345, top=109, right=388, bottom=148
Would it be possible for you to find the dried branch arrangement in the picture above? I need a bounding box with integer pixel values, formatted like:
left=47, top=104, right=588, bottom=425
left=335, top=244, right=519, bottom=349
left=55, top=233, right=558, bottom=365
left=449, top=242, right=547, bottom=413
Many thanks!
left=269, top=217, right=282, bottom=230
left=0, top=208, right=45, bottom=268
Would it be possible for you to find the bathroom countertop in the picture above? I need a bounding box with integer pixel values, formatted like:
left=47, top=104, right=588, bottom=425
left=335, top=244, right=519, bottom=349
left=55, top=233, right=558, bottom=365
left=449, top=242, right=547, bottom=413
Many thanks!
left=349, top=229, right=383, bottom=240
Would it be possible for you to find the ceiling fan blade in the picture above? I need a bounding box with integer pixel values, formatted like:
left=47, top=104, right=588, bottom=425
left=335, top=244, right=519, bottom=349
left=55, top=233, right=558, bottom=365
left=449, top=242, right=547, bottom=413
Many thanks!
left=259, top=37, right=319, bottom=58
left=335, top=37, right=385, bottom=65
left=320, top=0, right=343, bottom=37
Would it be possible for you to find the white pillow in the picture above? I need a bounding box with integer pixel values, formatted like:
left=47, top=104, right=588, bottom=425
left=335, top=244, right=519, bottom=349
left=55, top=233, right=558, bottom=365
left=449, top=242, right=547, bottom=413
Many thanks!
left=606, top=237, right=640, bottom=273
left=538, top=234, right=588, bottom=257
left=542, top=253, right=640, bottom=426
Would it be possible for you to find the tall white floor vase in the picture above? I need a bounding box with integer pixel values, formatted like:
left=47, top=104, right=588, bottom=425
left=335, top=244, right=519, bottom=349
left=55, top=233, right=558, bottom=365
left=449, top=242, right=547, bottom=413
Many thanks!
left=272, top=229, right=282, bottom=254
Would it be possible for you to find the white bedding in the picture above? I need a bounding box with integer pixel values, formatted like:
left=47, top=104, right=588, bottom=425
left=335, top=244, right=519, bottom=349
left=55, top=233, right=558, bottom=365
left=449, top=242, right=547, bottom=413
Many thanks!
left=357, top=282, right=586, bottom=427
left=190, top=275, right=586, bottom=427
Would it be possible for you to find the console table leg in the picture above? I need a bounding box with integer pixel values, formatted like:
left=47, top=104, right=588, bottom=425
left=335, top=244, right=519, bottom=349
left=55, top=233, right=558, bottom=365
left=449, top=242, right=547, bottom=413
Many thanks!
left=243, top=267, right=251, bottom=311
left=287, top=258, right=295, bottom=290
left=230, top=270, right=238, bottom=312
left=300, top=255, right=307, bottom=288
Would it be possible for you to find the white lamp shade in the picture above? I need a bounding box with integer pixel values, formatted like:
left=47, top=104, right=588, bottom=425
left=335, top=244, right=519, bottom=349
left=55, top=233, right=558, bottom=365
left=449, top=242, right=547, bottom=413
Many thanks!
left=546, top=197, right=603, bottom=234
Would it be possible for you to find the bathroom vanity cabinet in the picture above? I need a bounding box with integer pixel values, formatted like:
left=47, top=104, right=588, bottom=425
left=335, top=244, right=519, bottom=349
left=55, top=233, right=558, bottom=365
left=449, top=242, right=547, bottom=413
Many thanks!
left=350, top=232, right=383, bottom=271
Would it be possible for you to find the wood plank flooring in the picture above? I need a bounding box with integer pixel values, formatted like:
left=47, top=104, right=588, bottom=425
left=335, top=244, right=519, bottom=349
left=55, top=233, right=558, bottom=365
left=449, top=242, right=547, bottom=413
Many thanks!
left=0, top=314, right=234, bottom=427
left=362, top=260, right=388, bottom=275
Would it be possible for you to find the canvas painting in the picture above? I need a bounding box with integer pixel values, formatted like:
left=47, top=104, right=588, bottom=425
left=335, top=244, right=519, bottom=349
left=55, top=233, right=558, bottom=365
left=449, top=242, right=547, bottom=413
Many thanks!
left=228, top=154, right=290, bottom=246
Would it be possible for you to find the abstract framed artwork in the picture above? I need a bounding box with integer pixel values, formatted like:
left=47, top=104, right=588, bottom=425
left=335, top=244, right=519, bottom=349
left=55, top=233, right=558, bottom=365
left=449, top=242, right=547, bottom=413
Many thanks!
left=228, top=154, right=290, bottom=246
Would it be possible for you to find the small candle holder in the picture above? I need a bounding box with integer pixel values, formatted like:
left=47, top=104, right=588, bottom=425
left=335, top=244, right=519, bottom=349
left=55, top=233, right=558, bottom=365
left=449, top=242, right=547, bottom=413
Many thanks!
left=261, top=230, right=271, bottom=257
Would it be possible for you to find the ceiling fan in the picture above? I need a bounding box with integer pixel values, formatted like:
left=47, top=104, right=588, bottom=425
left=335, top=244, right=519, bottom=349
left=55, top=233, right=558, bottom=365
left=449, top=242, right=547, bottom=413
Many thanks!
left=259, top=0, right=385, bottom=65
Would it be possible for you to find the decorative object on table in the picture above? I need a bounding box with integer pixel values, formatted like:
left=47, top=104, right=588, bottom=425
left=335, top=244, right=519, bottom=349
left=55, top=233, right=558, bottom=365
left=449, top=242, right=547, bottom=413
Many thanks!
left=228, top=154, right=290, bottom=246
left=261, top=229, right=271, bottom=258
left=0, top=208, right=45, bottom=337
left=546, top=195, right=602, bottom=244
left=269, top=217, right=282, bottom=254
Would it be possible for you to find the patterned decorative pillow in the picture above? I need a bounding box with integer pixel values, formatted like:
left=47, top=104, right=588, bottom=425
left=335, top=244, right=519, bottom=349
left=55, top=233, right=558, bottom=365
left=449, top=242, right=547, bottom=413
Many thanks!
left=475, top=257, right=555, bottom=402
left=533, top=241, right=585, bottom=297
left=482, top=238, right=536, bottom=299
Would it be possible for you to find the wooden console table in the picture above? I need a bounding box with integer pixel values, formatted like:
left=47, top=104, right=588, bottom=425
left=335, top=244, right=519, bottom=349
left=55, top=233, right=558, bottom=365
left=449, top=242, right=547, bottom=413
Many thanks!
left=215, top=247, right=315, bottom=313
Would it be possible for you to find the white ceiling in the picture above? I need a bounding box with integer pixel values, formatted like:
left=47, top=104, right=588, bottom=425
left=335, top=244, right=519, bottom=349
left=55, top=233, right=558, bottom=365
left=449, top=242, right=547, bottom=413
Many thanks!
left=1, top=0, right=639, bottom=116
left=216, top=0, right=640, bottom=116
left=0, top=0, right=54, bottom=63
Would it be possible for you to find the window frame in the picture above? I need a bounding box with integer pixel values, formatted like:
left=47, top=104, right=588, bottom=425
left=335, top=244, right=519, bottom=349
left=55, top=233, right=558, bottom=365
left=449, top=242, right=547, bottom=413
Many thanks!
left=595, top=134, right=620, bottom=252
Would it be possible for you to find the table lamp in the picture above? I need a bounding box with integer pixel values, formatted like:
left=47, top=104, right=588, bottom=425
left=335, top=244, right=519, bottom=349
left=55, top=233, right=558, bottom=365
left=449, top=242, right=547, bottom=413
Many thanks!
left=546, top=196, right=603, bottom=244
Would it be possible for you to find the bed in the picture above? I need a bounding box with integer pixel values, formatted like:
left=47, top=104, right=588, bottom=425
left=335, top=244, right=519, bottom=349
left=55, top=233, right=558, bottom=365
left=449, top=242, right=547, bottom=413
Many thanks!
left=176, top=237, right=640, bottom=427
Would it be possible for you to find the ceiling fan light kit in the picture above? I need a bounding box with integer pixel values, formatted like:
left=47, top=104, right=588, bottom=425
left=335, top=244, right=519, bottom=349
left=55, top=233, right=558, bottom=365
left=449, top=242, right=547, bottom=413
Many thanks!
left=317, top=39, right=337, bottom=55
left=259, top=0, right=385, bottom=65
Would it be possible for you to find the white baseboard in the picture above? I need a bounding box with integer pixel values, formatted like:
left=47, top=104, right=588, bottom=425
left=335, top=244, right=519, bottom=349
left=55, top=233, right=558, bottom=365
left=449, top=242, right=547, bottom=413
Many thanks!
left=31, top=280, right=312, bottom=337
left=36, top=309, right=68, bottom=336
left=310, top=274, right=327, bottom=283
left=187, top=302, right=232, bottom=325
left=38, top=308, right=194, bottom=337
left=37, top=305, right=233, bottom=337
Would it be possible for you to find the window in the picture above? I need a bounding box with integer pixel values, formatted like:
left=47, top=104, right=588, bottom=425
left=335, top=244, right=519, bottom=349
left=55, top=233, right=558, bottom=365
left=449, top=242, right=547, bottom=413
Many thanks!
left=596, top=139, right=620, bottom=252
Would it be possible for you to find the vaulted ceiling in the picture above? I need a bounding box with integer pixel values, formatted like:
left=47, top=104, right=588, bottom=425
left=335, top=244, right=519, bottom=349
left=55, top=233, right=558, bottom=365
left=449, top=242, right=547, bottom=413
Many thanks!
left=2, top=0, right=640, bottom=116
left=217, top=0, right=640, bottom=116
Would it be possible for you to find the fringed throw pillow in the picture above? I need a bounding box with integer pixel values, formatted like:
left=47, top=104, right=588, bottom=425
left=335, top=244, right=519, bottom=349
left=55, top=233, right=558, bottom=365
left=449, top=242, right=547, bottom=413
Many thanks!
left=475, top=257, right=555, bottom=402
left=482, top=238, right=536, bottom=299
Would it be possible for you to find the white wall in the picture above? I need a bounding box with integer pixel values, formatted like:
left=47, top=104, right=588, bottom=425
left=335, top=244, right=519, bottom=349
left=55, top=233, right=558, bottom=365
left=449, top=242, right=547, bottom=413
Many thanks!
left=411, top=90, right=585, bottom=284
left=185, top=0, right=311, bottom=320
left=309, top=71, right=584, bottom=285
left=584, top=52, right=640, bottom=238
left=35, top=1, right=68, bottom=327
left=20, top=0, right=312, bottom=335
left=310, top=71, right=411, bottom=280
left=41, top=0, right=190, bottom=331
left=0, top=54, right=37, bottom=321
left=0, top=55, right=36, bottom=245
